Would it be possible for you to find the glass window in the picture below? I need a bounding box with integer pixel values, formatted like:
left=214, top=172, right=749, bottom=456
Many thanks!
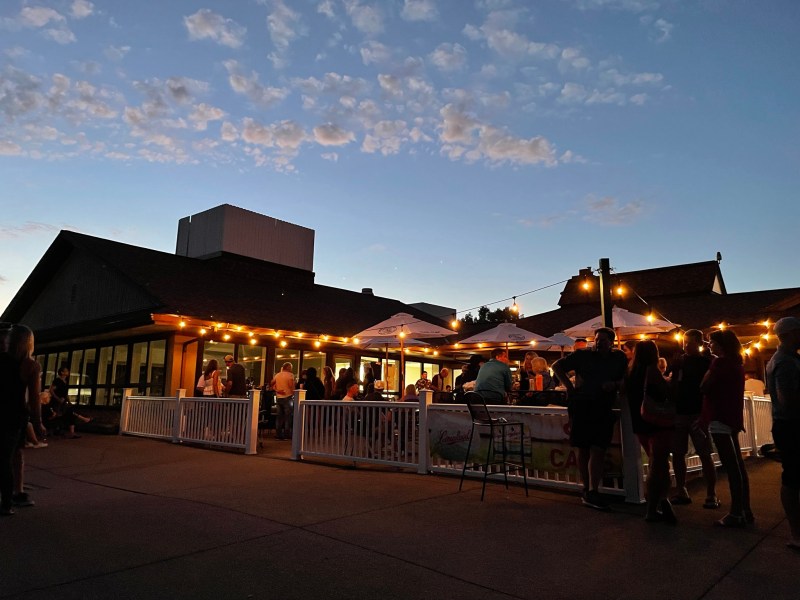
left=405, top=362, right=422, bottom=388
left=36, top=355, right=46, bottom=387
left=97, top=346, right=112, bottom=384
left=112, top=344, right=128, bottom=384
left=130, top=342, right=148, bottom=384
left=203, top=341, right=235, bottom=384
left=334, top=354, right=351, bottom=377
left=95, top=388, right=111, bottom=407
left=69, top=350, right=83, bottom=385
left=44, top=354, right=56, bottom=388
left=301, top=351, right=325, bottom=378
left=56, top=352, right=69, bottom=374
left=240, top=343, right=267, bottom=387
left=148, top=340, right=166, bottom=396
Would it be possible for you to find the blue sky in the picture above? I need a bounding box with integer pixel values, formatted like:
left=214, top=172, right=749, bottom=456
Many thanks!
left=1, top=0, right=798, bottom=322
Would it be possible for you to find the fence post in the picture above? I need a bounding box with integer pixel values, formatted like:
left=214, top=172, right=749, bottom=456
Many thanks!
left=619, top=406, right=645, bottom=504
left=171, top=388, right=186, bottom=443
left=417, top=389, right=433, bottom=474
left=745, top=394, right=758, bottom=455
left=244, top=389, right=260, bottom=455
left=119, top=388, right=134, bottom=435
left=291, top=389, right=306, bottom=460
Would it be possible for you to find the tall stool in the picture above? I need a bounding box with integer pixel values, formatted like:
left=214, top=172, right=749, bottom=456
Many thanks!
left=458, top=391, right=529, bottom=500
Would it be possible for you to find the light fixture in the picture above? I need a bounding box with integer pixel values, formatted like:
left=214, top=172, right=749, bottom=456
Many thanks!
left=322, top=335, right=329, bottom=341
left=718, top=323, right=726, bottom=330
left=236, top=325, right=243, bottom=331
left=223, top=334, right=231, bottom=341
left=744, top=348, right=751, bottom=356
left=582, top=280, right=590, bottom=291
left=353, top=337, right=360, bottom=344
left=423, top=348, right=429, bottom=353
left=763, top=320, right=771, bottom=328
left=399, top=331, right=406, bottom=338
left=248, top=331, right=254, bottom=337
left=314, top=340, right=321, bottom=348
left=450, top=319, right=459, bottom=329
left=343, top=337, right=349, bottom=343
left=454, top=343, right=460, bottom=348
left=646, top=314, right=655, bottom=323
left=511, top=297, right=519, bottom=313
left=529, top=340, right=537, bottom=346
left=249, top=339, right=256, bottom=345
left=280, top=340, right=287, bottom=347
left=754, top=342, right=761, bottom=350
left=200, top=328, right=207, bottom=335
left=273, top=332, right=280, bottom=338
left=179, top=320, right=186, bottom=328
left=433, top=350, right=439, bottom=356
left=296, top=332, right=304, bottom=338
left=478, top=343, right=485, bottom=348
left=616, top=283, right=624, bottom=296
left=674, top=333, right=683, bottom=342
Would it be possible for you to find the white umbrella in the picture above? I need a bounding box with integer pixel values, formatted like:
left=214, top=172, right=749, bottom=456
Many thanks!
left=358, top=336, right=430, bottom=387
left=458, top=322, right=552, bottom=350
left=564, top=306, right=679, bottom=338
left=535, top=332, right=576, bottom=356
left=353, top=313, right=455, bottom=388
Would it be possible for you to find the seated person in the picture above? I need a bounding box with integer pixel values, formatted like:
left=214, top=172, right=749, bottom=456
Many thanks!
left=744, top=371, right=765, bottom=395
left=415, top=371, right=430, bottom=392
left=41, top=390, right=91, bottom=438
left=400, top=384, right=419, bottom=402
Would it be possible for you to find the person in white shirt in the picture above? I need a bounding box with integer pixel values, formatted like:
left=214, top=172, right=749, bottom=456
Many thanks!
left=744, top=372, right=765, bottom=396
left=270, top=362, right=296, bottom=440
left=342, top=383, right=359, bottom=402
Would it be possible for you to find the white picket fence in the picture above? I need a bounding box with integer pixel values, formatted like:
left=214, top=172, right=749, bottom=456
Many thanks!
left=119, top=389, right=261, bottom=454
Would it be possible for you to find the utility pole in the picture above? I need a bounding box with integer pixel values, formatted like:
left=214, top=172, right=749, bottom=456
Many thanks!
left=599, top=258, right=613, bottom=329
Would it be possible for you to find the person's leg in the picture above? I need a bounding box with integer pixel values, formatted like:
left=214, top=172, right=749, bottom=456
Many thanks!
left=588, top=445, right=606, bottom=492
left=285, top=396, right=294, bottom=438
left=0, top=430, right=19, bottom=512
left=577, top=446, right=590, bottom=493
left=689, top=421, right=718, bottom=502
left=275, top=399, right=287, bottom=438
left=671, top=417, right=690, bottom=498
left=712, top=432, right=743, bottom=517
left=652, top=430, right=675, bottom=520
left=730, top=435, right=751, bottom=517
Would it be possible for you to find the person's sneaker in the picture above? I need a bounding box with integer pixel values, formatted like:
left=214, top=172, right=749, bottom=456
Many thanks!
left=11, top=493, right=35, bottom=507
left=0, top=505, right=15, bottom=516
left=581, top=490, right=609, bottom=510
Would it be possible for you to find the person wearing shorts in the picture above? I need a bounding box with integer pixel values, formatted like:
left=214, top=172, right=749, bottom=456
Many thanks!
left=553, top=327, right=627, bottom=510
left=766, top=317, right=800, bottom=550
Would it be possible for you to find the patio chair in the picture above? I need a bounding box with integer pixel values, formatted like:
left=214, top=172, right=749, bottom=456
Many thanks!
left=458, top=391, right=529, bottom=500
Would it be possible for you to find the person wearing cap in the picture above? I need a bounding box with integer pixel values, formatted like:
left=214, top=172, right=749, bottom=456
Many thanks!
left=766, top=316, right=800, bottom=551
left=223, top=355, right=247, bottom=399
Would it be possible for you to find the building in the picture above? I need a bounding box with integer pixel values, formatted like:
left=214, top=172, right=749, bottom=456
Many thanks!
left=1, top=205, right=453, bottom=405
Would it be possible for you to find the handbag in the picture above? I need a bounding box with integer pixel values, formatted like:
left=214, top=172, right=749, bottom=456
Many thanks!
left=640, top=372, right=675, bottom=427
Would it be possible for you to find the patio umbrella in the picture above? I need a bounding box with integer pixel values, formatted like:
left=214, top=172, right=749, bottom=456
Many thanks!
left=458, top=322, right=552, bottom=351
left=564, top=306, right=679, bottom=339
left=353, top=313, right=456, bottom=389
left=358, top=336, right=429, bottom=387
left=535, top=332, right=576, bottom=356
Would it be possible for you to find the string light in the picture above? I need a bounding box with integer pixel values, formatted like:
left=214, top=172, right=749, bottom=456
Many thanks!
left=353, top=337, right=360, bottom=344
left=223, top=334, right=231, bottom=341
left=511, top=297, right=519, bottom=313
left=249, top=338, right=256, bottom=345
left=646, top=314, right=655, bottom=323
left=529, top=340, right=537, bottom=346
left=674, top=332, right=683, bottom=342
left=179, top=320, right=186, bottom=328
left=280, top=340, right=287, bottom=347
left=433, top=350, right=439, bottom=356
left=248, top=331, right=254, bottom=337
left=314, top=340, right=321, bottom=348
left=450, top=319, right=459, bottom=329
left=200, top=328, right=207, bottom=335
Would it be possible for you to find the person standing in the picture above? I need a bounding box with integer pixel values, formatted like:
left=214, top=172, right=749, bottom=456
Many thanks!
left=270, top=362, right=296, bottom=440
left=669, top=329, right=717, bottom=508
left=552, top=327, right=627, bottom=510
left=415, top=371, right=430, bottom=392
left=766, top=317, right=800, bottom=550
left=303, top=367, right=325, bottom=400
left=49, top=366, right=88, bottom=438
left=322, top=366, right=336, bottom=400
left=223, top=354, right=247, bottom=398
left=201, top=360, right=222, bottom=397
left=700, top=329, right=752, bottom=527
left=474, top=348, right=513, bottom=403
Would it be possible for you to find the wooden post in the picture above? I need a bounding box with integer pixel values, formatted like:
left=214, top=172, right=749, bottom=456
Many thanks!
left=599, top=257, right=613, bottom=330
left=244, top=389, right=261, bottom=455
left=417, top=389, right=433, bottom=474
left=291, top=389, right=306, bottom=460
left=119, top=388, right=134, bottom=434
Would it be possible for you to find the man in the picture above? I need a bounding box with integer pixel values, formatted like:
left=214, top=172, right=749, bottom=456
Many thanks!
left=415, top=371, right=429, bottom=392
left=668, top=329, right=717, bottom=507
left=270, top=362, right=296, bottom=440
left=744, top=372, right=766, bottom=396
left=474, top=349, right=513, bottom=403
left=552, top=327, right=627, bottom=510
left=223, top=354, right=247, bottom=398
left=430, top=368, right=449, bottom=392
left=48, top=367, right=90, bottom=439
left=766, top=316, right=800, bottom=551
left=342, top=382, right=360, bottom=402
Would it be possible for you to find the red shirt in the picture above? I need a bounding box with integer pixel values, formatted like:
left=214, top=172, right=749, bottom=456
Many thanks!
left=701, top=356, right=745, bottom=431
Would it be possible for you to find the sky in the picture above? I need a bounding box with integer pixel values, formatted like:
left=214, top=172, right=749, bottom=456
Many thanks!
left=1, top=0, right=798, bottom=323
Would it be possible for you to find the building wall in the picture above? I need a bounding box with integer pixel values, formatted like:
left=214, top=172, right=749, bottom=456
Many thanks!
left=176, top=204, right=315, bottom=272
left=22, top=248, right=157, bottom=331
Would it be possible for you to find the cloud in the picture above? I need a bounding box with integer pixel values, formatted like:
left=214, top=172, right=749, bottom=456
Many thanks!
left=0, top=66, right=44, bottom=121
left=0, top=140, right=24, bottom=155
left=189, top=103, right=226, bottom=130
left=104, top=45, right=130, bottom=61
left=438, top=104, right=557, bottom=166
left=361, top=119, right=409, bottom=155
left=320, top=152, right=338, bottom=161
left=559, top=47, right=590, bottom=70
left=641, top=16, right=673, bottom=43
left=313, top=123, right=355, bottom=146
left=601, top=68, right=663, bottom=86
left=43, top=28, right=76, bottom=44
left=220, top=121, right=238, bottom=141
left=241, top=117, right=307, bottom=151
left=0, top=221, right=62, bottom=239
left=584, top=195, right=643, bottom=225
left=184, top=9, right=245, bottom=48
left=428, top=43, right=467, bottom=72
left=463, top=13, right=559, bottom=61
left=401, top=0, right=438, bottom=22
left=0, top=274, right=7, bottom=284
left=568, top=0, right=659, bottom=11
left=360, top=41, right=391, bottom=65
left=71, top=0, right=94, bottom=19
left=223, top=60, right=289, bottom=106
left=317, top=0, right=336, bottom=18
left=343, top=0, right=383, bottom=34
left=266, top=0, right=305, bottom=57
left=292, top=72, right=368, bottom=97
left=18, top=7, right=65, bottom=27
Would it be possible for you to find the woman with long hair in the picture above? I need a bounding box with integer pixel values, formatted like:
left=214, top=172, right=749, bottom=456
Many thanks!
left=700, top=329, right=752, bottom=527
left=1, top=324, right=43, bottom=515
left=322, top=366, right=335, bottom=400
left=626, top=340, right=675, bottom=523
left=202, top=359, right=222, bottom=397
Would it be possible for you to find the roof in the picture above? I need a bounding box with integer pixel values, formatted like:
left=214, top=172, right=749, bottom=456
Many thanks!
left=2, top=231, right=450, bottom=340
left=559, top=261, right=726, bottom=306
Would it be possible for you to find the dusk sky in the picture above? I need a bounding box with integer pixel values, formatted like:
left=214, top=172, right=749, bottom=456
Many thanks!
left=1, top=0, right=798, bottom=323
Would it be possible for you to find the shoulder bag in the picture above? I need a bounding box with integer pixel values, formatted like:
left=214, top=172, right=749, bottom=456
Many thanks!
left=640, top=371, right=676, bottom=427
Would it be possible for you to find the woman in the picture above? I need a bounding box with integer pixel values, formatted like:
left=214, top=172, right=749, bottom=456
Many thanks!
left=531, top=357, right=554, bottom=391
left=626, top=340, right=675, bottom=523
left=322, top=366, right=336, bottom=400
left=518, top=351, right=538, bottom=394
left=1, top=324, right=43, bottom=515
left=700, top=329, right=752, bottom=527
left=333, top=368, right=348, bottom=400
left=400, top=384, right=419, bottom=402
left=202, top=359, right=222, bottom=398
left=303, top=367, right=325, bottom=400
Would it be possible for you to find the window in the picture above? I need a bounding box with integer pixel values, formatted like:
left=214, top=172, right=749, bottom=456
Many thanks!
left=301, top=351, right=325, bottom=379
left=273, top=349, right=300, bottom=382
left=405, top=362, right=422, bottom=388
left=203, top=341, right=235, bottom=387
left=239, top=343, right=267, bottom=387
left=334, top=355, right=351, bottom=377
left=148, top=340, right=166, bottom=396
left=130, top=342, right=148, bottom=385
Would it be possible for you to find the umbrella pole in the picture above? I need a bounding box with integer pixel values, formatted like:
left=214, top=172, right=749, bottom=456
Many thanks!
left=400, top=337, right=405, bottom=391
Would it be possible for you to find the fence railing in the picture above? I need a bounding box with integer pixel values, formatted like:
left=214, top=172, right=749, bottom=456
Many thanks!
left=120, top=389, right=260, bottom=454
left=293, top=391, right=776, bottom=504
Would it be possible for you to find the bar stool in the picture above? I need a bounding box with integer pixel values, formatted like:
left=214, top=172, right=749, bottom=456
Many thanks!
left=458, top=391, right=529, bottom=500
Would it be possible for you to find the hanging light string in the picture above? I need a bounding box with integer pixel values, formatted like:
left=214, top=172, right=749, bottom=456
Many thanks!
left=608, top=269, right=679, bottom=329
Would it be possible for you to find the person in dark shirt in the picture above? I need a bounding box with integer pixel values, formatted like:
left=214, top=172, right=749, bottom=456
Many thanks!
left=48, top=367, right=90, bottom=438
left=303, top=367, right=325, bottom=400
left=223, top=354, right=247, bottom=398
left=552, top=327, right=627, bottom=510
left=667, top=329, right=717, bottom=507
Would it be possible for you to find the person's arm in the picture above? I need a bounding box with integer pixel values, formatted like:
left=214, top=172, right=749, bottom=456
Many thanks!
left=24, top=360, right=45, bottom=436
left=772, top=361, right=800, bottom=411
left=213, top=370, right=222, bottom=397
left=551, top=357, right=576, bottom=394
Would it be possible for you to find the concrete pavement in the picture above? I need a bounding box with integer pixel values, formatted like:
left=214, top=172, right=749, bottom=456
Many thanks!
left=1, top=434, right=797, bottom=600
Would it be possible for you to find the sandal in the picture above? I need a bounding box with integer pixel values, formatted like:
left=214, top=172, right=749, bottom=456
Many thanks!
left=703, top=497, right=721, bottom=509
left=714, top=514, right=745, bottom=528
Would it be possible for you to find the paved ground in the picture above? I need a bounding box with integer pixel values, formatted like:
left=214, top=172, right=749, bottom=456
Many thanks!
left=1, top=434, right=797, bottom=600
